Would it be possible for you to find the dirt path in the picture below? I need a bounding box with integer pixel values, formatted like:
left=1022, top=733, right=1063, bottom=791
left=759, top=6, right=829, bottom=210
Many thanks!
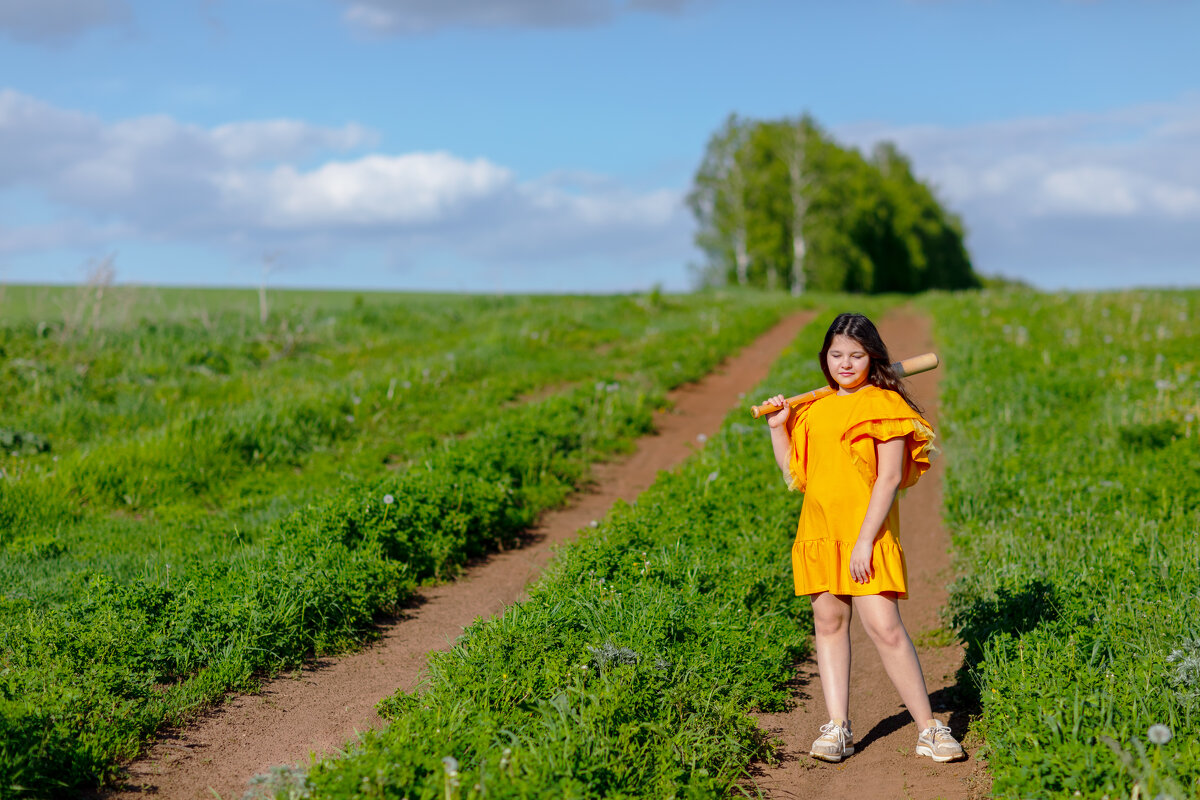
left=111, top=310, right=816, bottom=800
left=750, top=309, right=990, bottom=800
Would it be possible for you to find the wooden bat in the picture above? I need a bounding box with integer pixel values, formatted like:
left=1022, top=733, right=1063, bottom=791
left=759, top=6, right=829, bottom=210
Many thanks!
left=750, top=352, right=939, bottom=419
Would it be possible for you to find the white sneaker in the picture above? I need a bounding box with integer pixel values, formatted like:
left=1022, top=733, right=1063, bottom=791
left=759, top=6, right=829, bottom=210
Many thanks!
left=916, top=719, right=965, bottom=762
left=810, top=720, right=854, bottom=762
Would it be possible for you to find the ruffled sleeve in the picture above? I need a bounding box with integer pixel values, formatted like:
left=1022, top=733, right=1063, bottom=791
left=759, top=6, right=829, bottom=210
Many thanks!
left=784, top=401, right=812, bottom=492
left=842, top=388, right=936, bottom=490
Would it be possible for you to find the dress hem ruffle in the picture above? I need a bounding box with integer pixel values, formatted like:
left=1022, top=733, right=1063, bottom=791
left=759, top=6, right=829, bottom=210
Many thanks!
left=791, top=538, right=909, bottom=599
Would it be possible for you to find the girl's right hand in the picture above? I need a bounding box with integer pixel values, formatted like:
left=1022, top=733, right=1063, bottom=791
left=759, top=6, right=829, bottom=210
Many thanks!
left=762, top=394, right=791, bottom=429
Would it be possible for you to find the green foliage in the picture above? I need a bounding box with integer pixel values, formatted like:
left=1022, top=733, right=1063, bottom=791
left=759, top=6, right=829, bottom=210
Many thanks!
left=688, top=114, right=980, bottom=295
left=0, top=286, right=805, bottom=796
left=0, top=287, right=798, bottom=600
left=929, top=288, right=1200, bottom=798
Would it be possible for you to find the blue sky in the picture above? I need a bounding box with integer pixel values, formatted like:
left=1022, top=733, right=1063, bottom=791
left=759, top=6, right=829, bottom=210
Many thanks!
left=1, top=0, right=1198, bottom=293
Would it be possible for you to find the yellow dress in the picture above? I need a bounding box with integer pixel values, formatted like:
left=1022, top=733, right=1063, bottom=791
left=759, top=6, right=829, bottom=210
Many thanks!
left=786, top=384, right=935, bottom=598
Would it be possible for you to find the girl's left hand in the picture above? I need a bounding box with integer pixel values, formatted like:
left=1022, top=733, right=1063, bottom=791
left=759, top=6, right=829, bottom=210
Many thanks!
left=849, top=541, right=875, bottom=584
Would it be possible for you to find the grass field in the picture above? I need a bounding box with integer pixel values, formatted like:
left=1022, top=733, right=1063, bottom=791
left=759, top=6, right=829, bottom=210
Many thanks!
left=1, top=285, right=798, bottom=604
left=929, top=288, right=1199, bottom=798
left=0, top=284, right=803, bottom=795
left=2, top=283, right=1198, bottom=799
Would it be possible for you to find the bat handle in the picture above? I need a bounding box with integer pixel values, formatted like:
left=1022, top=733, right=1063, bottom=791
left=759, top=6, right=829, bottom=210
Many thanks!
left=751, top=387, right=825, bottom=419
left=751, top=401, right=782, bottom=419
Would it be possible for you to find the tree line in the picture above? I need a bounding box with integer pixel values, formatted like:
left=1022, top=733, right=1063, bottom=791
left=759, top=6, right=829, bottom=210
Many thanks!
left=687, top=114, right=980, bottom=294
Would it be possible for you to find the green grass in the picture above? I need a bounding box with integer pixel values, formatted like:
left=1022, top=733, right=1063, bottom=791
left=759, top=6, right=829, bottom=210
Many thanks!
left=928, top=288, right=1200, bottom=798
left=1, top=286, right=800, bottom=609
left=0, top=285, right=811, bottom=796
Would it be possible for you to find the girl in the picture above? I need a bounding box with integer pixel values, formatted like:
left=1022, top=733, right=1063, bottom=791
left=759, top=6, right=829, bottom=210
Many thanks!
left=761, top=312, right=965, bottom=764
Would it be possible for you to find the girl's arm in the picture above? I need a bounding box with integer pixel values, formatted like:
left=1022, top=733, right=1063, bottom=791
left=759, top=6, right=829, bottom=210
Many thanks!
left=762, top=394, right=793, bottom=484
left=848, top=437, right=905, bottom=584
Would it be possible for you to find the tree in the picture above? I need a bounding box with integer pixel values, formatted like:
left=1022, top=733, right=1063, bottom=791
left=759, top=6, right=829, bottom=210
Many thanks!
left=688, top=113, right=980, bottom=293
left=686, top=114, right=752, bottom=286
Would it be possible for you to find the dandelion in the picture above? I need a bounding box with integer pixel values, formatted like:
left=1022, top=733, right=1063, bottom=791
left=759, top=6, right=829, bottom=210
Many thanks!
left=383, top=494, right=395, bottom=505
left=696, top=433, right=707, bottom=443
left=705, top=470, right=719, bottom=484
left=589, top=520, right=598, bottom=528
left=1148, top=724, right=1172, bottom=745
left=352, top=395, right=362, bottom=405
left=441, top=755, right=460, bottom=800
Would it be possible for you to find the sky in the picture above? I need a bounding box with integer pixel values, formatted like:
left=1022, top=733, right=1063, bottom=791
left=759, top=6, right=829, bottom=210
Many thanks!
left=1, top=0, right=1198, bottom=294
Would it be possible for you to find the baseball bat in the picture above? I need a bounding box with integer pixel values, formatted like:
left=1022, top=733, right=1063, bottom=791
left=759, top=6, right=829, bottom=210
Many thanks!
left=750, top=352, right=939, bottom=419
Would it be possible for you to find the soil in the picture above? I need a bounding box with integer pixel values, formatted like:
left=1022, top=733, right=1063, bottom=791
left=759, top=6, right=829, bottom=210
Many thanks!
left=109, top=310, right=816, bottom=800
left=749, top=310, right=991, bottom=800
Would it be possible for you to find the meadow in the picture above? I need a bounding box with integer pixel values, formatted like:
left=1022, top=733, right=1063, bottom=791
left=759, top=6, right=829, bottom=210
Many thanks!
left=2, top=283, right=1197, bottom=799
left=0, top=284, right=801, bottom=795
left=929, top=288, right=1199, bottom=798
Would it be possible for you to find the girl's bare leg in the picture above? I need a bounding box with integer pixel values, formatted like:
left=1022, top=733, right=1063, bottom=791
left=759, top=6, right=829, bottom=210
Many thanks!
left=810, top=592, right=853, bottom=721
left=852, top=593, right=934, bottom=725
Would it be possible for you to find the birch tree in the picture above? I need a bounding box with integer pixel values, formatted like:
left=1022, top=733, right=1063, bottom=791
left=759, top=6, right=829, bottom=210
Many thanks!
left=686, top=114, right=751, bottom=286
left=781, top=115, right=819, bottom=295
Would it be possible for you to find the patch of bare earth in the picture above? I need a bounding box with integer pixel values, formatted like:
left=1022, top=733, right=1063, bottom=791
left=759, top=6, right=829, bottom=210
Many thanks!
left=749, top=308, right=991, bottom=800
left=109, top=310, right=816, bottom=800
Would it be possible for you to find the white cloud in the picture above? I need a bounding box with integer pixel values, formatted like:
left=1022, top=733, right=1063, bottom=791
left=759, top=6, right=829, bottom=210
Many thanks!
left=837, top=96, right=1200, bottom=286
left=338, top=0, right=709, bottom=33
left=1037, top=166, right=1140, bottom=217
left=0, top=0, right=129, bottom=44
left=230, top=153, right=514, bottom=228
left=210, top=120, right=377, bottom=164
left=0, top=88, right=690, bottom=278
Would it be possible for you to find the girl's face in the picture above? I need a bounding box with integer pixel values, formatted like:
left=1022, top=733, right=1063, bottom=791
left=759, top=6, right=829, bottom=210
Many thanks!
left=826, top=334, right=870, bottom=392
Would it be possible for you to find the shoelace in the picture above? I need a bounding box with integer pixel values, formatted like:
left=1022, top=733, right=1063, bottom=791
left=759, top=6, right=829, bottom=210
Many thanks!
left=819, top=722, right=849, bottom=739
left=925, top=723, right=953, bottom=741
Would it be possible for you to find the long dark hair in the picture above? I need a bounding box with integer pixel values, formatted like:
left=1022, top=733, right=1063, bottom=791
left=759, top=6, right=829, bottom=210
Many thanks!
left=819, top=312, right=923, bottom=414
